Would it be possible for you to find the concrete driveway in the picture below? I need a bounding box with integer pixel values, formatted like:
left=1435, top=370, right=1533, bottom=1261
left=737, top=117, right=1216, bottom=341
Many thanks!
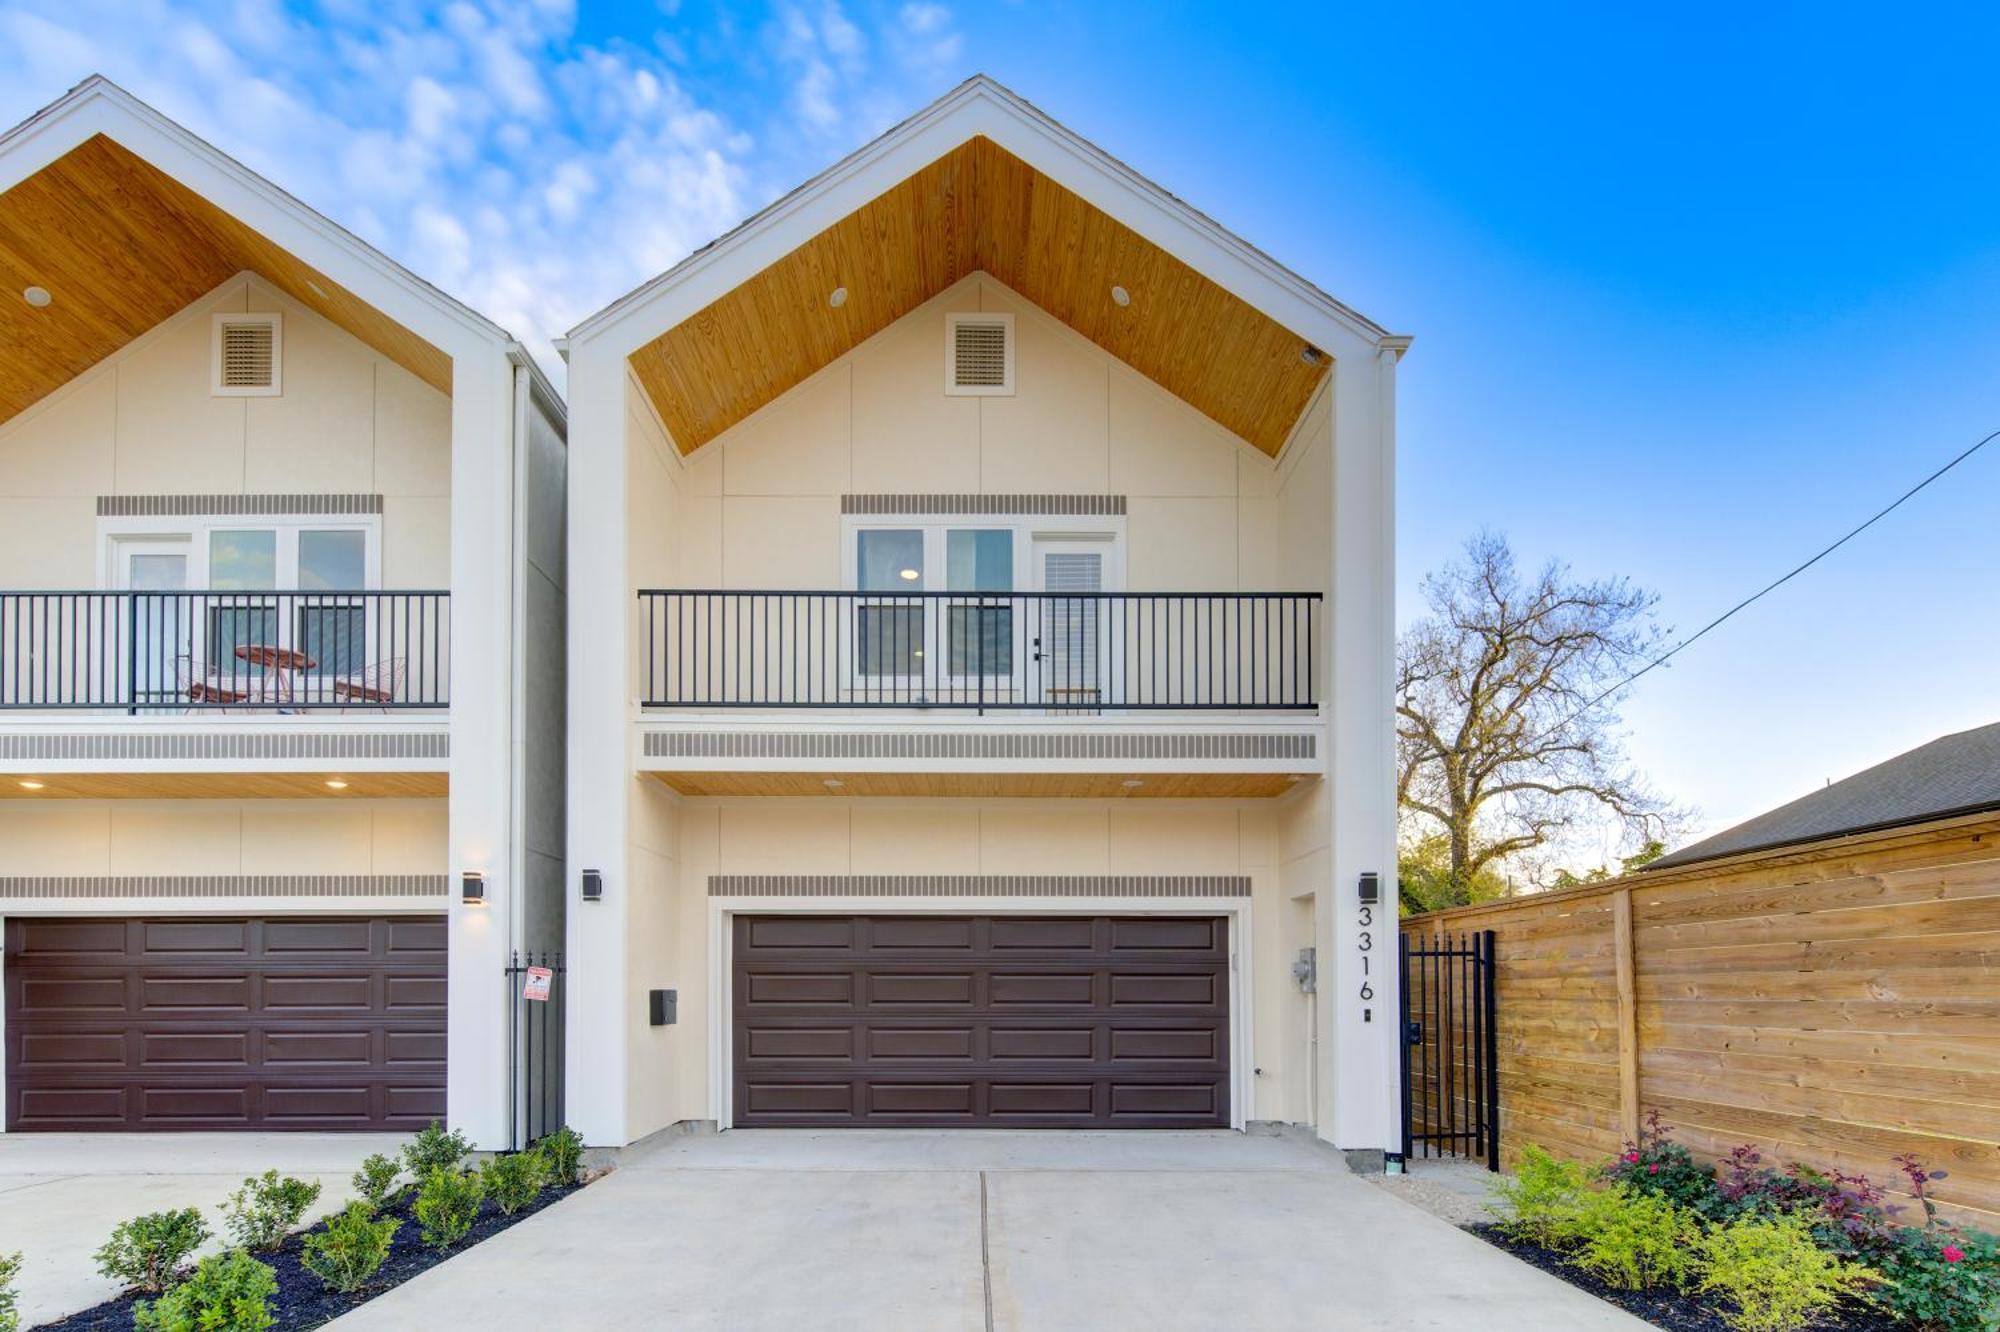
left=333, top=1130, right=1648, bottom=1331
left=0, top=1132, right=395, bottom=1326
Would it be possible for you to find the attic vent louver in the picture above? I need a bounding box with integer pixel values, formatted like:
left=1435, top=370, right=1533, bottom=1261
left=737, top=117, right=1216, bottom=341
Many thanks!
left=946, top=312, right=1014, bottom=396
left=212, top=313, right=282, bottom=396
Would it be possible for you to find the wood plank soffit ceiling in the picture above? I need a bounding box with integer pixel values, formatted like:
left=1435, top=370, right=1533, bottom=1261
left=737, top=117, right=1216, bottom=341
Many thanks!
left=628, top=137, right=1332, bottom=457
left=0, top=134, right=452, bottom=426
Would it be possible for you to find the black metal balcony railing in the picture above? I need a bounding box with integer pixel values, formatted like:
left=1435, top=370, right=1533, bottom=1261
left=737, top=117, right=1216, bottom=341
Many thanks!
left=639, top=590, right=1321, bottom=711
left=0, top=590, right=449, bottom=711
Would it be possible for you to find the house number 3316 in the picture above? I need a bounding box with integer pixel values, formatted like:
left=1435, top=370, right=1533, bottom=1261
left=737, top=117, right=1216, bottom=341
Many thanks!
left=1356, top=906, right=1375, bottom=1013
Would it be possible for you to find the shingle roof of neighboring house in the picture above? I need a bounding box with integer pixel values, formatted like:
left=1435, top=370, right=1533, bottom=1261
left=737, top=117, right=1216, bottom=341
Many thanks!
left=1646, top=721, right=2000, bottom=871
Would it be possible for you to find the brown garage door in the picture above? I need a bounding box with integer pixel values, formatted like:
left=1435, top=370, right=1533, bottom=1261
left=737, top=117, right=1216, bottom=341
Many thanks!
left=4, top=916, right=446, bottom=1131
left=732, top=914, right=1230, bottom=1127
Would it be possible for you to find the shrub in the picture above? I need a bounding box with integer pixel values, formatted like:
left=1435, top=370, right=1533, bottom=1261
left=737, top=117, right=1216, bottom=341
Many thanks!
left=1709, top=1142, right=1897, bottom=1258
left=0, top=1249, right=21, bottom=1332
left=94, top=1208, right=210, bottom=1294
left=352, top=1153, right=402, bottom=1213
left=300, top=1201, right=399, bottom=1295
left=1489, top=1144, right=1593, bottom=1247
left=1556, top=1185, right=1704, bottom=1292
left=413, top=1167, right=485, bottom=1250
left=481, top=1151, right=548, bottom=1216
left=1875, top=1225, right=2000, bottom=1332
left=132, top=1250, right=277, bottom=1332
left=1872, top=1155, right=2000, bottom=1332
left=534, top=1126, right=584, bottom=1186
left=219, top=1170, right=323, bottom=1252
left=1605, top=1110, right=1722, bottom=1215
left=1696, top=1211, right=1878, bottom=1332
left=403, top=1121, right=473, bottom=1178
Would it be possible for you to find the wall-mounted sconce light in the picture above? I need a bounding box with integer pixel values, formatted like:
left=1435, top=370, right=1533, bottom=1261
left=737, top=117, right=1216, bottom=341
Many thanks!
left=1358, top=871, right=1380, bottom=906
left=649, top=989, right=677, bottom=1026
left=582, top=869, right=603, bottom=902
left=462, top=871, right=486, bottom=906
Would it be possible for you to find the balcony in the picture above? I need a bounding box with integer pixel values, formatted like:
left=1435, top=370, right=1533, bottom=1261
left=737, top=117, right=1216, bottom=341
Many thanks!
left=639, top=590, right=1321, bottom=713
left=0, top=590, right=449, bottom=713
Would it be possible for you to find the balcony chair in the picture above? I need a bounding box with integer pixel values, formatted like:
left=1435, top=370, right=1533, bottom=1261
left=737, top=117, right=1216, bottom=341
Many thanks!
left=332, top=657, right=406, bottom=712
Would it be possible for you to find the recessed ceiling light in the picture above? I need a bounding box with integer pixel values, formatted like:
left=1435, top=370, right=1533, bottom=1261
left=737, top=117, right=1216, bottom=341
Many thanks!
left=828, top=286, right=848, bottom=308
left=898, top=567, right=920, bottom=581
left=1286, top=774, right=1308, bottom=783
left=1110, top=285, right=1130, bottom=307
left=1300, top=345, right=1325, bottom=366
left=18, top=778, right=46, bottom=791
left=324, top=778, right=349, bottom=791
left=1121, top=778, right=1145, bottom=789
left=22, top=286, right=51, bottom=308
left=305, top=280, right=328, bottom=300
left=822, top=777, right=845, bottom=790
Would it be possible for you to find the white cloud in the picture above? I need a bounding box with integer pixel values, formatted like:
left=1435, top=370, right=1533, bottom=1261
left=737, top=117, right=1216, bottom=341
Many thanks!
left=0, top=0, right=955, bottom=386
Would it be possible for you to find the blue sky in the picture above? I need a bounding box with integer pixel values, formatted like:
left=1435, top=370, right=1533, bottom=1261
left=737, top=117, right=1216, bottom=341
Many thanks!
left=2, top=1, right=1995, bottom=849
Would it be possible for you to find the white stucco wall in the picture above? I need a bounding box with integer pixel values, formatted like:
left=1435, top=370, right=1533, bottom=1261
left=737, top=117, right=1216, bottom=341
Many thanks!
left=656, top=273, right=1284, bottom=594
left=0, top=273, right=452, bottom=589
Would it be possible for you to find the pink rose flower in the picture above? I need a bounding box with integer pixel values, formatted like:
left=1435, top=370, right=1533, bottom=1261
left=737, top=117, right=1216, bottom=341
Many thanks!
left=1648, top=1163, right=1660, bottom=1175
left=1942, top=1244, right=1965, bottom=1264
left=1623, top=1151, right=1640, bottom=1164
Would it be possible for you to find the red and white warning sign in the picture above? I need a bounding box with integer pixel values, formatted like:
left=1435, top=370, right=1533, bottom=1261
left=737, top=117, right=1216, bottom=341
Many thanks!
left=522, top=965, right=553, bottom=1002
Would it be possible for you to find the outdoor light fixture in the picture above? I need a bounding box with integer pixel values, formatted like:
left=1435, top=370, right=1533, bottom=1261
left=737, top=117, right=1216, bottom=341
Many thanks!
left=898, top=567, right=920, bottom=581
left=22, top=286, right=50, bottom=308
left=461, top=871, right=486, bottom=906
left=324, top=777, right=349, bottom=791
left=1300, top=345, right=1325, bottom=366
left=305, top=280, right=328, bottom=299
left=1121, top=778, right=1145, bottom=789
left=1110, top=284, right=1130, bottom=307
left=18, top=779, right=45, bottom=791
left=1358, top=871, right=1380, bottom=906
left=822, top=778, right=845, bottom=790
left=828, top=286, right=848, bottom=307
left=582, top=869, right=603, bottom=902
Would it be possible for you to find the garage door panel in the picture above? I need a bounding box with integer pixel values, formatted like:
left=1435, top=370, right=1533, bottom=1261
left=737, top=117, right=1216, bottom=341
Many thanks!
left=732, top=914, right=1229, bottom=1128
left=143, top=921, right=251, bottom=955
left=20, top=975, right=126, bottom=1013
left=6, top=915, right=446, bottom=1131
left=19, top=1031, right=127, bottom=1068
left=868, top=917, right=976, bottom=950
left=989, top=917, right=1096, bottom=951
left=13, top=919, right=127, bottom=958
left=141, top=1031, right=251, bottom=1067
left=16, top=1087, right=126, bottom=1126
left=140, top=976, right=252, bottom=1012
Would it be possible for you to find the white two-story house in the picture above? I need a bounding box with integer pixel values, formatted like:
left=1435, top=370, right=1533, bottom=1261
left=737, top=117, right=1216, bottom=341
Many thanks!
left=0, top=79, right=565, bottom=1150
left=561, top=78, right=1407, bottom=1159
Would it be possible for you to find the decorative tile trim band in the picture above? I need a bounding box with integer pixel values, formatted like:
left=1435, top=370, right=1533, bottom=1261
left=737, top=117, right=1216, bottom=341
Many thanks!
left=710, top=874, right=1251, bottom=898
left=0, top=731, right=448, bottom=762
left=0, top=875, right=448, bottom=900
left=648, top=731, right=1313, bottom=761
left=841, top=493, right=1126, bottom=516
left=97, top=494, right=385, bottom=517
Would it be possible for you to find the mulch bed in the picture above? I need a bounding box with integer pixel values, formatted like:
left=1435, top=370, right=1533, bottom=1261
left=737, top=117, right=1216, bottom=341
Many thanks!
left=1466, top=1224, right=1902, bottom=1332
left=37, top=1178, right=587, bottom=1332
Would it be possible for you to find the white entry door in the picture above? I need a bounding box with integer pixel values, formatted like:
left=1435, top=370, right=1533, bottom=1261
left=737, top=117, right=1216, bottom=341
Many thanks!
left=1034, top=537, right=1112, bottom=708
left=114, top=540, right=190, bottom=706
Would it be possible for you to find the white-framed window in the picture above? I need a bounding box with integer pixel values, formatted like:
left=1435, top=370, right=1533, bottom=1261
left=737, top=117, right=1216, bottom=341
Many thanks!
left=944, top=312, right=1014, bottom=396
left=100, top=515, right=381, bottom=684
left=841, top=515, right=1124, bottom=700
left=211, top=312, right=283, bottom=396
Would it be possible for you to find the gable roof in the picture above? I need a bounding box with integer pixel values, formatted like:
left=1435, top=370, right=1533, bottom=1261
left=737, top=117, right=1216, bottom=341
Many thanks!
left=570, top=75, right=1407, bottom=458
left=1647, top=721, right=2000, bottom=870
left=0, top=77, right=522, bottom=423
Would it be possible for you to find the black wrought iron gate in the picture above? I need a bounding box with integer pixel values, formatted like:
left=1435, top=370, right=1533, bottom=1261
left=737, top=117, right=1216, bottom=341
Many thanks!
left=1399, top=929, right=1499, bottom=1169
left=504, top=950, right=565, bottom=1150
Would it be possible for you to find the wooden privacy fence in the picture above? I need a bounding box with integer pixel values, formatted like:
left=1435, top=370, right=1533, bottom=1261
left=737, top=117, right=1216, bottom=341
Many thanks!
left=1400, top=811, right=2000, bottom=1230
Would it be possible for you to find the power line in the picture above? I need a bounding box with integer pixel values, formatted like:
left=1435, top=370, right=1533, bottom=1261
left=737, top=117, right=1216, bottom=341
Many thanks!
left=1554, top=424, right=2000, bottom=731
